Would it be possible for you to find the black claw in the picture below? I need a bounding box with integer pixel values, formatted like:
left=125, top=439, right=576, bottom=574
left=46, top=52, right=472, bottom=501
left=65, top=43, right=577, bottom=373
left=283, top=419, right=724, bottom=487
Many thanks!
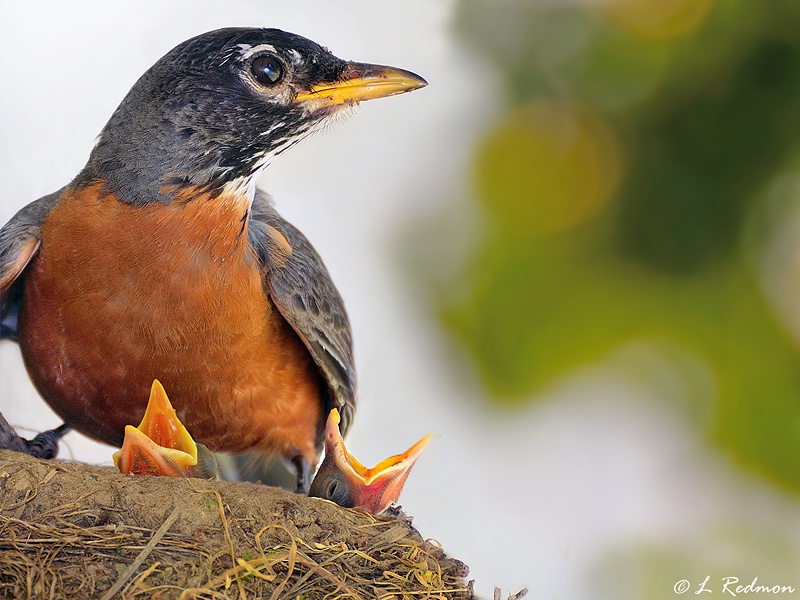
left=292, top=455, right=312, bottom=495
left=25, top=424, right=70, bottom=459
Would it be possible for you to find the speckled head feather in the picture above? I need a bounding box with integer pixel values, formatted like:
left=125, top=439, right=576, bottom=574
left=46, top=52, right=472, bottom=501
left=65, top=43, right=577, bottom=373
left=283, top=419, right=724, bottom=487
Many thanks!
left=75, top=27, right=425, bottom=205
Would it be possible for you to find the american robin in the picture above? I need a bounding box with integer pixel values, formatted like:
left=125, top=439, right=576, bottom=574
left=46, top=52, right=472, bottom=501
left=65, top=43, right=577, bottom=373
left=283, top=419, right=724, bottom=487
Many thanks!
left=0, top=27, right=426, bottom=493
left=114, top=380, right=430, bottom=514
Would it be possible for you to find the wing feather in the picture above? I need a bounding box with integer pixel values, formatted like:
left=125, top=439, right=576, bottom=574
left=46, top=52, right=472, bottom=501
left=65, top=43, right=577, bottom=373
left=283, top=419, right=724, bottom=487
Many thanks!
left=0, top=188, right=63, bottom=340
left=248, top=192, right=357, bottom=434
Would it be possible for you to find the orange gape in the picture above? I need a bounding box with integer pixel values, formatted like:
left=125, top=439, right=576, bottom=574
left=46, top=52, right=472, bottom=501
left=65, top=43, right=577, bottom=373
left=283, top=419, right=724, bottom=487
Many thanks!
left=18, top=181, right=324, bottom=466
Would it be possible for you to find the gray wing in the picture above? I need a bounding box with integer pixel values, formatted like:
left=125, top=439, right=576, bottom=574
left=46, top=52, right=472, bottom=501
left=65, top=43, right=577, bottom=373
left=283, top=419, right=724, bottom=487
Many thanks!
left=0, top=188, right=63, bottom=340
left=248, top=191, right=357, bottom=435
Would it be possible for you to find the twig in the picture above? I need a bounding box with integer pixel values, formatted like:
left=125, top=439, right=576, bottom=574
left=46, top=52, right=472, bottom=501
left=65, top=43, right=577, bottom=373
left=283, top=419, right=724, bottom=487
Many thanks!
left=100, top=505, right=181, bottom=600
left=494, top=587, right=528, bottom=600
left=197, top=488, right=246, bottom=600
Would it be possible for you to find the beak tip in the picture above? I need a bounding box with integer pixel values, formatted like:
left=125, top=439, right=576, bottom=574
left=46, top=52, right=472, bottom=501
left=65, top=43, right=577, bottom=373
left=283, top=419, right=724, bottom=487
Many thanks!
left=394, top=70, right=428, bottom=94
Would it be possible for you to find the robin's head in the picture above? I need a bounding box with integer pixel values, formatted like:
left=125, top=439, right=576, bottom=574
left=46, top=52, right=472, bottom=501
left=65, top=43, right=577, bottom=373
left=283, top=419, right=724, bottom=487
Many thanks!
left=80, top=28, right=426, bottom=204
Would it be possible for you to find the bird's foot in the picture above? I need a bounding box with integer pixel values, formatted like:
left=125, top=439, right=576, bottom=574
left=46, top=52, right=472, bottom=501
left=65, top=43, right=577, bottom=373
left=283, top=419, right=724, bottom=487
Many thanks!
left=25, top=423, right=70, bottom=458
left=0, top=411, right=69, bottom=459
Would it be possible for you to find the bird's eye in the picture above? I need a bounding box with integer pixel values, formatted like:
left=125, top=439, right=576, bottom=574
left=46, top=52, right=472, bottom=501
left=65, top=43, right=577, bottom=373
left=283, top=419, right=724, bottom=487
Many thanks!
left=326, top=480, right=339, bottom=499
left=251, top=55, right=284, bottom=86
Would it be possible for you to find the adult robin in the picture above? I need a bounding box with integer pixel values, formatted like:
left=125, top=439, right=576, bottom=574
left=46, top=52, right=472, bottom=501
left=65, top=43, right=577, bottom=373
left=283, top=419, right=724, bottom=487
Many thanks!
left=0, top=27, right=426, bottom=493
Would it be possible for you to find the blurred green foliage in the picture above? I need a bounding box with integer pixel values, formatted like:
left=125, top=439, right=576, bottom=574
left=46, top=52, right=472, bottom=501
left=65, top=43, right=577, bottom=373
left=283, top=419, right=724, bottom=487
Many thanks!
left=415, top=0, right=800, bottom=489
left=618, top=33, right=800, bottom=273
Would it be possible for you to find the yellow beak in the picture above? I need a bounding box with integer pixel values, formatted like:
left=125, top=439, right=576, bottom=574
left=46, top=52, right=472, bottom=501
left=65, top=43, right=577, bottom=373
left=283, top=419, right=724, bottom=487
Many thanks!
left=294, top=62, right=427, bottom=107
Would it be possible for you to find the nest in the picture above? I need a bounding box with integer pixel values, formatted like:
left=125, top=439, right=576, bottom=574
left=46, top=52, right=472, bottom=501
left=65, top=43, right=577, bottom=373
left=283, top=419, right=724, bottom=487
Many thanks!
left=0, top=450, right=473, bottom=599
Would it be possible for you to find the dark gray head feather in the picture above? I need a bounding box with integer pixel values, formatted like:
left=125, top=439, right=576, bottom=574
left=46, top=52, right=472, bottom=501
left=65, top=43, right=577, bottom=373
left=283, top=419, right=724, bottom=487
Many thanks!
left=76, top=28, right=348, bottom=204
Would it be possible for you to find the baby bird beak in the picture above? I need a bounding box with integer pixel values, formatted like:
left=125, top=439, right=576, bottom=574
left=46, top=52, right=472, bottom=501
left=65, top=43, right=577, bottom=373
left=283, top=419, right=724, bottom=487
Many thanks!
left=113, top=379, right=216, bottom=479
left=308, top=408, right=432, bottom=514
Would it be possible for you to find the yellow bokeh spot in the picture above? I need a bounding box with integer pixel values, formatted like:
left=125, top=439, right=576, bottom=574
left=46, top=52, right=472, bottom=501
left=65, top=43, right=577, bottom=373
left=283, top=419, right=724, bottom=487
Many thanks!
left=476, top=102, right=623, bottom=233
left=596, top=0, right=715, bottom=40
